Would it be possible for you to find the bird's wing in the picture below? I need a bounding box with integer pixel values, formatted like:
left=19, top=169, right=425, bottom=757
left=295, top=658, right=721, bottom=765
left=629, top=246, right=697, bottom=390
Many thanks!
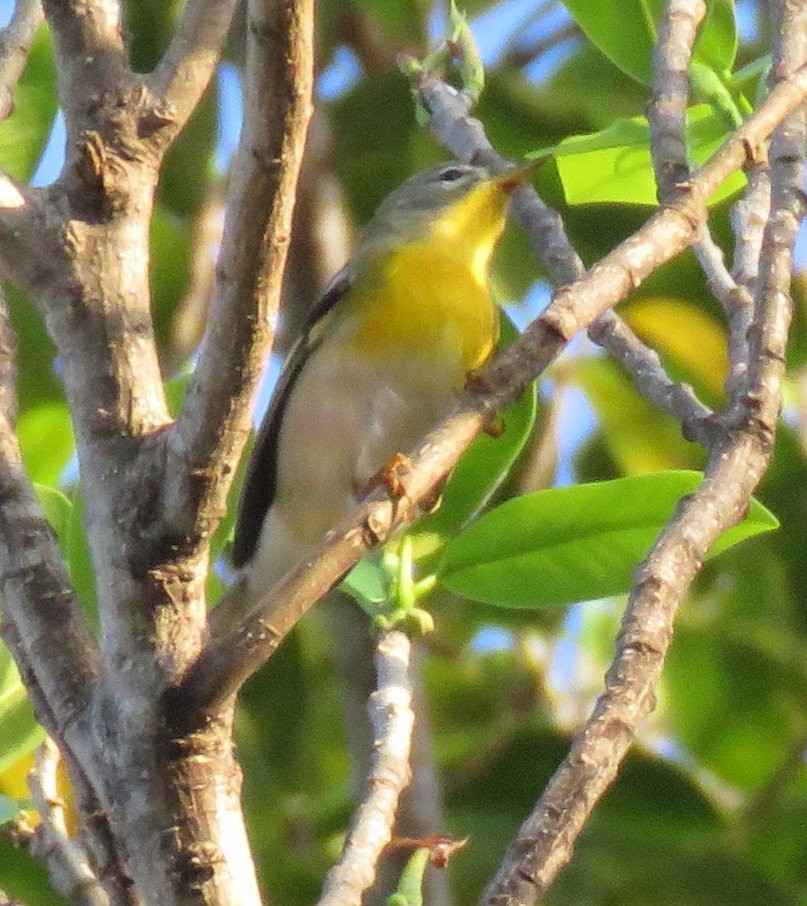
left=231, top=265, right=353, bottom=568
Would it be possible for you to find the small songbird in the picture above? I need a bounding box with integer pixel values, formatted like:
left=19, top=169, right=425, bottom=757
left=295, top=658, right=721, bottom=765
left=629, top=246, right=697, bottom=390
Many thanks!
left=232, top=160, right=535, bottom=600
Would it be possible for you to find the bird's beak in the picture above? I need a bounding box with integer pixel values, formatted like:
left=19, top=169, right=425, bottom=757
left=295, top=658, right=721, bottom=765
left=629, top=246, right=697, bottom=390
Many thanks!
left=493, top=157, right=544, bottom=193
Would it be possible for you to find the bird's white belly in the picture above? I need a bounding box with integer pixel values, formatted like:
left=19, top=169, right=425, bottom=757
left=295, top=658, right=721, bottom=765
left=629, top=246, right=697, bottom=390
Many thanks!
left=244, top=344, right=460, bottom=594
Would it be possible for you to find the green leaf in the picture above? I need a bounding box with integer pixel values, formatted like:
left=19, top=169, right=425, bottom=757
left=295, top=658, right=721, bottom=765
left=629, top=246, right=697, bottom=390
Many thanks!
left=536, top=104, right=745, bottom=206
left=410, top=314, right=537, bottom=567
left=689, top=61, right=744, bottom=129
left=66, top=485, right=98, bottom=624
left=562, top=0, right=737, bottom=86
left=692, top=0, right=738, bottom=74
left=387, top=847, right=430, bottom=906
left=0, top=645, right=44, bottom=775
left=0, top=27, right=57, bottom=181
left=32, top=484, right=72, bottom=550
left=18, top=403, right=75, bottom=486
left=561, top=0, right=662, bottom=85
left=342, top=551, right=393, bottom=611
left=438, top=471, right=778, bottom=609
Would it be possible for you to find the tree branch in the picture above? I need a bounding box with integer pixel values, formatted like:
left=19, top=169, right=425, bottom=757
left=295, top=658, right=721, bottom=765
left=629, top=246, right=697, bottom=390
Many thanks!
left=0, top=0, right=42, bottom=122
left=317, top=630, right=415, bottom=906
left=147, top=0, right=237, bottom=148
left=178, top=58, right=807, bottom=711
left=40, top=0, right=129, bottom=132
left=161, top=0, right=315, bottom=559
left=646, top=0, right=758, bottom=403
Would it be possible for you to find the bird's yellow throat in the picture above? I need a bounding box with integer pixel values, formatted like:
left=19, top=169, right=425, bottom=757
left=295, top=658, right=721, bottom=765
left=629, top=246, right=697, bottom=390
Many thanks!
left=342, top=179, right=510, bottom=375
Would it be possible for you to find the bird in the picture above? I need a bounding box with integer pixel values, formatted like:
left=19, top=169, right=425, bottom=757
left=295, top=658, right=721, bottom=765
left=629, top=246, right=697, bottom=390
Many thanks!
left=232, top=160, right=535, bottom=601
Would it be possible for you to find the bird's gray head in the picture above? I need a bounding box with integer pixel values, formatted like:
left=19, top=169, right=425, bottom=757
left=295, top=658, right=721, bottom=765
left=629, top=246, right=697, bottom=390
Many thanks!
left=365, top=162, right=491, bottom=236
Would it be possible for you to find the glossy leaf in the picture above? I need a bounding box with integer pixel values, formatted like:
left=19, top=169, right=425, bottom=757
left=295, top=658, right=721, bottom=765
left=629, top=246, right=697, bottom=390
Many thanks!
left=0, top=645, right=44, bottom=775
left=693, top=0, right=739, bottom=74
left=0, top=27, right=57, bottom=181
left=538, top=104, right=744, bottom=206
left=562, top=0, right=737, bottom=86
left=560, top=0, right=663, bottom=85
left=439, top=471, right=778, bottom=608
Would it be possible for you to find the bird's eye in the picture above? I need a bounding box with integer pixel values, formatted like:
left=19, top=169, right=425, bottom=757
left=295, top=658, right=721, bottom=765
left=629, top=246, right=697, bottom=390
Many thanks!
left=437, top=166, right=467, bottom=183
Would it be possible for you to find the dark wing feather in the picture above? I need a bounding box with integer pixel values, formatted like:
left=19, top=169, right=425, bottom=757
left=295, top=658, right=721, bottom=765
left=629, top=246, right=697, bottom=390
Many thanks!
left=231, top=267, right=352, bottom=568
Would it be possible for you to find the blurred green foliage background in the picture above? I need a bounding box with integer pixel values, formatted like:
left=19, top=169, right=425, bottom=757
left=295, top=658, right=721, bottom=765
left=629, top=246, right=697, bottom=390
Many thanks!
left=0, top=1, right=805, bottom=904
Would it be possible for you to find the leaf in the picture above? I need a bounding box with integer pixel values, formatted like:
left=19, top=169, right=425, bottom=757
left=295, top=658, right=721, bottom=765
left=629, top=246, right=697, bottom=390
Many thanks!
left=0, top=27, right=57, bottom=181
left=692, top=0, right=739, bottom=74
left=32, top=484, right=72, bottom=550
left=0, top=645, right=44, bottom=775
left=438, top=471, right=778, bottom=609
left=18, top=403, right=75, bottom=486
left=536, top=104, right=745, bottom=206
left=342, top=551, right=392, bottom=610
left=561, top=0, right=663, bottom=85
left=562, top=0, right=738, bottom=86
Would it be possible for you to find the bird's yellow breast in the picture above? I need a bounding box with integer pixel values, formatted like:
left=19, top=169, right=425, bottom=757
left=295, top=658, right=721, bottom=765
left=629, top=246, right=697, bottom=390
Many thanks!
left=341, top=182, right=507, bottom=381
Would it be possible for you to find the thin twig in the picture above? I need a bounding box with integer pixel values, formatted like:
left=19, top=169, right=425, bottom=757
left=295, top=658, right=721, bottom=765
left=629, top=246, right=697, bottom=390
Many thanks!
left=0, top=0, right=43, bottom=122
left=26, top=739, right=108, bottom=906
left=588, top=309, right=716, bottom=445
left=179, top=60, right=807, bottom=711
left=317, top=630, right=415, bottom=906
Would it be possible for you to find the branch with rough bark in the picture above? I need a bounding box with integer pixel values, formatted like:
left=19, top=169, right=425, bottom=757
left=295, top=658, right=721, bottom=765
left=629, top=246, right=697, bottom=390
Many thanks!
left=0, top=0, right=314, bottom=903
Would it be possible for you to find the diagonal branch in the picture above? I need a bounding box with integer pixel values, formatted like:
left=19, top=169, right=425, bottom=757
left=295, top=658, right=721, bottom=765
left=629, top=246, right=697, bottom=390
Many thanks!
left=146, top=0, right=237, bottom=147
left=160, top=0, right=314, bottom=554
left=178, top=59, right=807, bottom=712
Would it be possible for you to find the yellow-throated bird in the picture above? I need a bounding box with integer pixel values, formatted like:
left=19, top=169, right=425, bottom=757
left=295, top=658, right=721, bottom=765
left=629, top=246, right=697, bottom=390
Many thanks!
left=232, top=161, right=534, bottom=598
